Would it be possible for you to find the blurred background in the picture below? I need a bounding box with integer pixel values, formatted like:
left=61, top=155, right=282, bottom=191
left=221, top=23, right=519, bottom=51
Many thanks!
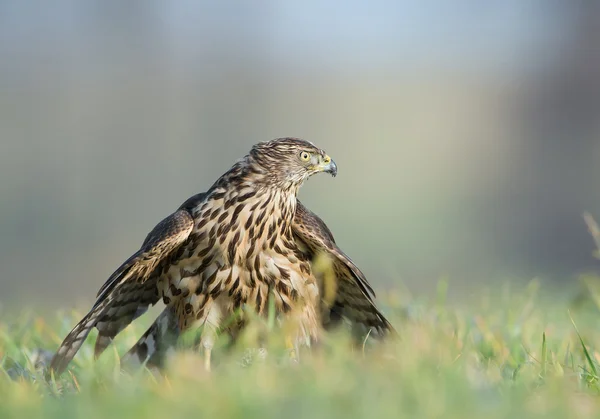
left=1, top=1, right=600, bottom=310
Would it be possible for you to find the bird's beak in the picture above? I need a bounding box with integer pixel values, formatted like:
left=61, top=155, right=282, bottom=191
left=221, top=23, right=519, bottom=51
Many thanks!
left=320, top=155, right=337, bottom=177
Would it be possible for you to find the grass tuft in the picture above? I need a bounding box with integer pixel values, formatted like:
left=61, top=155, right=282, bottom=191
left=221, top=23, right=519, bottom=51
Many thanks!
left=3, top=281, right=600, bottom=418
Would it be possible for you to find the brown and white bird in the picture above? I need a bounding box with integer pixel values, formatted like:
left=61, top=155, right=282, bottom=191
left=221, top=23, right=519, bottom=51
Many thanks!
left=49, top=138, right=393, bottom=376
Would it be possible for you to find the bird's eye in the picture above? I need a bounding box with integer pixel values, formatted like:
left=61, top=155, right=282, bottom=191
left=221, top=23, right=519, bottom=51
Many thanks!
left=300, top=151, right=311, bottom=161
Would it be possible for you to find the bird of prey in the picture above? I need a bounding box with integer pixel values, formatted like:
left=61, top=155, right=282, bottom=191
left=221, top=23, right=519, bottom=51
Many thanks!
left=120, top=198, right=394, bottom=369
left=49, top=138, right=393, bottom=376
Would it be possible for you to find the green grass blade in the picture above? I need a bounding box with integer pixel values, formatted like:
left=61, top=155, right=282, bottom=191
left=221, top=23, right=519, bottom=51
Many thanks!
left=540, top=332, right=547, bottom=377
left=568, top=310, right=598, bottom=378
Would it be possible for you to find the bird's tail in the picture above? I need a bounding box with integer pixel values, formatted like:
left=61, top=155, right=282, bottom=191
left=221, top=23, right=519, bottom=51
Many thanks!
left=121, top=307, right=180, bottom=370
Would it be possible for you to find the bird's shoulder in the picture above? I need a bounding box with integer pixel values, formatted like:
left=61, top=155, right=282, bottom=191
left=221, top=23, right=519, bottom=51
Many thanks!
left=178, top=192, right=209, bottom=212
left=294, top=201, right=336, bottom=246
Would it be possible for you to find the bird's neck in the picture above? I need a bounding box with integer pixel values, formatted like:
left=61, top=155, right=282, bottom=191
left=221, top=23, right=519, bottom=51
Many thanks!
left=206, top=158, right=300, bottom=227
left=211, top=154, right=301, bottom=196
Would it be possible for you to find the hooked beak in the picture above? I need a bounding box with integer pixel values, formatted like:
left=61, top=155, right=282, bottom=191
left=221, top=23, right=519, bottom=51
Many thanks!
left=320, top=155, right=338, bottom=177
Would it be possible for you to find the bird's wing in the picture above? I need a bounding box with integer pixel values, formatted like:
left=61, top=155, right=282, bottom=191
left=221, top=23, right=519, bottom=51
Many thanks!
left=95, top=209, right=195, bottom=303
left=49, top=206, right=196, bottom=376
left=292, top=201, right=394, bottom=337
left=92, top=193, right=209, bottom=362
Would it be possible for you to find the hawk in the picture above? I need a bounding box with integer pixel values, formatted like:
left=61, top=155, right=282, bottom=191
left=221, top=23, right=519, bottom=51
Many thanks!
left=120, top=198, right=394, bottom=370
left=49, top=138, right=393, bottom=376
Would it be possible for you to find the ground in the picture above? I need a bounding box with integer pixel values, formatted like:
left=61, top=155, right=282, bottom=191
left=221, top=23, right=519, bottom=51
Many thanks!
left=3, top=278, right=600, bottom=419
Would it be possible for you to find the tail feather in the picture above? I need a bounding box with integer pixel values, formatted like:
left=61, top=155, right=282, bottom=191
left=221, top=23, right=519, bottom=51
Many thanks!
left=121, top=307, right=180, bottom=370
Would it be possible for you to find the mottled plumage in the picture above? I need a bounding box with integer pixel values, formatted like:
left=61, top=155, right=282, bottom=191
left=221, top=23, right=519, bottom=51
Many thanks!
left=121, top=198, right=394, bottom=369
left=49, top=138, right=345, bottom=375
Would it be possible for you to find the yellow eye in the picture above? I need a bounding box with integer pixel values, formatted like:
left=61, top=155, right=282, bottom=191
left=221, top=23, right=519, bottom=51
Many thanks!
left=300, top=151, right=311, bottom=161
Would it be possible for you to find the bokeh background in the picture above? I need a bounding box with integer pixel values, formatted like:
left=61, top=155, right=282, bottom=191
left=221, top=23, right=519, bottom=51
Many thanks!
left=1, top=2, right=600, bottom=310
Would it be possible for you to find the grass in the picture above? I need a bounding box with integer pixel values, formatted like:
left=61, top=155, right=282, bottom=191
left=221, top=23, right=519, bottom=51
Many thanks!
left=3, top=278, right=600, bottom=419
left=1, top=214, right=600, bottom=418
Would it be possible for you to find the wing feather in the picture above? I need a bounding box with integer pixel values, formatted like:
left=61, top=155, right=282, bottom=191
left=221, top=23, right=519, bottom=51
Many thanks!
left=95, top=209, right=194, bottom=304
left=49, top=206, right=195, bottom=376
left=293, top=201, right=394, bottom=336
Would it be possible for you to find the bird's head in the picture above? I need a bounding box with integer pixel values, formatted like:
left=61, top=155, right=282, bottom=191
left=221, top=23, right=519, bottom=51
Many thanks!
left=249, top=137, right=337, bottom=187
